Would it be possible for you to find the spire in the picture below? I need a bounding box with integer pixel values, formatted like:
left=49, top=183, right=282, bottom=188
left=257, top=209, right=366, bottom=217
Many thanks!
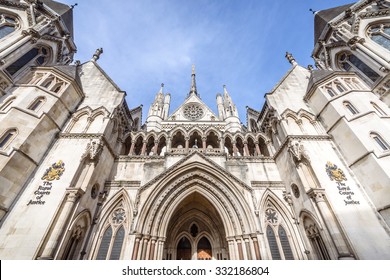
left=189, top=64, right=198, bottom=97
left=285, top=51, right=297, bottom=66
left=159, top=83, right=164, bottom=94
left=223, top=84, right=228, bottom=95
left=92, top=48, right=103, bottom=62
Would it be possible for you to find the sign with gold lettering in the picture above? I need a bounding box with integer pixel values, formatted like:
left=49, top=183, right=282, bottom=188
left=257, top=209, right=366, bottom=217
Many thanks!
left=325, top=161, right=360, bottom=206
left=27, top=160, right=65, bottom=206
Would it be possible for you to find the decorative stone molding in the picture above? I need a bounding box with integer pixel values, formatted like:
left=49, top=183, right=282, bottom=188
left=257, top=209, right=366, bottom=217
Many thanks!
left=81, top=138, right=104, bottom=163
left=307, top=188, right=326, bottom=203
left=347, top=36, right=365, bottom=50
left=287, top=139, right=310, bottom=165
left=282, top=191, right=293, bottom=206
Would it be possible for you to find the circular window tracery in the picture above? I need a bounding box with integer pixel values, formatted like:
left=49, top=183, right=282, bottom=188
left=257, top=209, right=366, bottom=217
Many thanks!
left=183, top=103, right=204, bottom=120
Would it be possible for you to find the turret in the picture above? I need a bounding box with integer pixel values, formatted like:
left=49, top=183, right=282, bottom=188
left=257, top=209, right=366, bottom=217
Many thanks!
left=221, top=85, right=241, bottom=132
left=216, top=93, right=224, bottom=120
left=0, top=0, right=77, bottom=89
left=163, top=93, right=171, bottom=120
left=146, top=84, right=166, bottom=132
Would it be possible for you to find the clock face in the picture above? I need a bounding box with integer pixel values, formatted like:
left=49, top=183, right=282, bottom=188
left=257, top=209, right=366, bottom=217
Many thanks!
left=183, top=103, right=204, bottom=120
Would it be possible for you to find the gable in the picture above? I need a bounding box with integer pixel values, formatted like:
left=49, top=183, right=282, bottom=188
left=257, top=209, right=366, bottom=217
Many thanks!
left=167, top=94, right=219, bottom=122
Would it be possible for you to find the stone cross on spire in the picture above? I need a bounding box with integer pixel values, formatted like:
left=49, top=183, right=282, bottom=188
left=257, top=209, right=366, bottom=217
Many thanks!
left=188, top=64, right=198, bottom=97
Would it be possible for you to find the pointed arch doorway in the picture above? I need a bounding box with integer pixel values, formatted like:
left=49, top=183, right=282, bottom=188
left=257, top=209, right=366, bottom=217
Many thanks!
left=166, top=192, right=228, bottom=260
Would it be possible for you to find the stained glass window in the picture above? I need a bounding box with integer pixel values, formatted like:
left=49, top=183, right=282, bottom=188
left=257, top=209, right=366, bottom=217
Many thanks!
left=6, top=46, right=50, bottom=76
left=368, top=24, right=390, bottom=51
left=266, top=225, right=281, bottom=260
left=338, top=52, right=380, bottom=82
left=278, top=226, right=294, bottom=260
left=96, top=226, right=112, bottom=260
left=109, top=226, right=125, bottom=260
left=343, top=101, right=359, bottom=115
left=0, top=129, right=17, bottom=149
left=0, top=14, right=19, bottom=39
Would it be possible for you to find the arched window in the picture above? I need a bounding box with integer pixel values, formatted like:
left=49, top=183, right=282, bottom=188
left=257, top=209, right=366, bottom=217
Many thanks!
left=0, top=97, right=15, bottom=111
left=326, top=88, right=336, bottom=97
left=95, top=206, right=126, bottom=260
left=278, top=226, right=294, bottom=260
left=367, top=23, right=390, bottom=51
left=338, top=52, right=380, bottom=82
left=371, top=102, right=387, bottom=116
left=303, top=217, right=330, bottom=260
left=370, top=132, right=390, bottom=151
left=343, top=101, right=359, bottom=115
left=266, top=225, right=281, bottom=260
left=265, top=206, right=295, bottom=260
left=336, top=84, right=345, bottom=93
left=0, top=128, right=17, bottom=149
left=0, top=14, right=19, bottom=39
left=28, top=97, right=45, bottom=112
left=6, top=46, right=50, bottom=76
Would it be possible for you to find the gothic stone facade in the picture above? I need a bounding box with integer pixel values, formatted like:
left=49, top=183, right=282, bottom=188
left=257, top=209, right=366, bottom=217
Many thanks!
left=0, top=0, right=390, bottom=260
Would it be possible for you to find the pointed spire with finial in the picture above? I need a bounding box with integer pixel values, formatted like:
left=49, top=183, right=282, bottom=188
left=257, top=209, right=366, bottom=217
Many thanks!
left=92, top=48, right=103, bottom=62
left=285, top=52, right=297, bottom=66
left=159, top=83, right=164, bottom=94
left=188, top=64, right=198, bottom=97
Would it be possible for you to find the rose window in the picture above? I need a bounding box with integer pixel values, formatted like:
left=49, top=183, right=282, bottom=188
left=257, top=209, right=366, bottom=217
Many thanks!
left=183, top=103, right=204, bottom=120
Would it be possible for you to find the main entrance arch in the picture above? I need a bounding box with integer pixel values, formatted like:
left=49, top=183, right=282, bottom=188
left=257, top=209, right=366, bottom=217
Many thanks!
left=132, top=157, right=261, bottom=260
left=166, top=192, right=226, bottom=260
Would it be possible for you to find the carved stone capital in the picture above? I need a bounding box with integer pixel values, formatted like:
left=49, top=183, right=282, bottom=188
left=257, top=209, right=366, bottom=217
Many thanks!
left=81, top=137, right=104, bottom=163
left=288, top=139, right=310, bottom=164
left=307, top=188, right=326, bottom=203
left=347, top=36, right=365, bottom=50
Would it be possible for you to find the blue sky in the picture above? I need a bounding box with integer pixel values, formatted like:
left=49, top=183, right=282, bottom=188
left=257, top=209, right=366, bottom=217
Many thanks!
left=60, top=0, right=355, bottom=123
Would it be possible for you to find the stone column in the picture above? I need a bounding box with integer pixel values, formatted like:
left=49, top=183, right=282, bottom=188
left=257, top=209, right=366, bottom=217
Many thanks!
left=157, top=239, right=165, bottom=260
left=243, top=235, right=252, bottom=259
left=251, top=234, right=261, bottom=260
left=227, top=238, right=235, bottom=260
left=132, top=235, right=142, bottom=260
left=202, top=137, right=207, bottom=152
left=185, top=137, right=189, bottom=153
left=153, top=140, right=159, bottom=155
left=167, top=137, right=172, bottom=153
left=129, top=140, right=135, bottom=155
left=307, top=189, right=355, bottom=259
left=255, top=142, right=261, bottom=156
left=140, top=140, right=147, bottom=156
left=219, top=137, right=224, bottom=153
left=243, top=142, right=249, bottom=156
left=232, top=141, right=238, bottom=156
left=38, top=189, right=83, bottom=259
left=149, top=238, right=157, bottom=260
left=236, top=238, right=244, bottom=260
left=141, top=237, right=150, bottom=259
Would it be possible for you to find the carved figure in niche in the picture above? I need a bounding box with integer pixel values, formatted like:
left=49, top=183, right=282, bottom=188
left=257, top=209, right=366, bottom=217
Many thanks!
left=82, top=138, right=104, bottom=162
left=288, top=139, right=310, bottom=164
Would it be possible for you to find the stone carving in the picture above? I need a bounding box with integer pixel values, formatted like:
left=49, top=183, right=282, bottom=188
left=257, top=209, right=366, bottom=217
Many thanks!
left=265, top=208, right=278, bottom=224
left=183, top=103, right=204, bottom=120
left=325, top=161, right=347, bottom=182
left=82, top=138, right=104, bottom=163
left=288, top=139, right=310, bottom=164
left=41, top=160, right=65, bottom=181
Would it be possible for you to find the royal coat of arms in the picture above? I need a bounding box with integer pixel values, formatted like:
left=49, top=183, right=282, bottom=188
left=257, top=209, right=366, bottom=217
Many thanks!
left=325, top=161, right=347, bottom=182
left=41, top=160, right=65, bottom=181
